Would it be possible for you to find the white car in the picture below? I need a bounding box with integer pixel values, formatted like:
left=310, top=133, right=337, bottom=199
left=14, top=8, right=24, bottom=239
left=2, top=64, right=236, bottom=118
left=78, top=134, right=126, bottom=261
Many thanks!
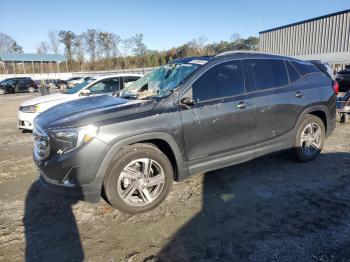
left=67, top=76, right=92, bottom=88
left=18, top=74, right=142, bottom=130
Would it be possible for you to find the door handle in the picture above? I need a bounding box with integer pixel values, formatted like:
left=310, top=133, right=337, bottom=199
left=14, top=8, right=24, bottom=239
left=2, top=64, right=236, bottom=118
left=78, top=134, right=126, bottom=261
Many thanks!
left=236, top=101, right=250, bottom=109
left=296, top=91, right=303, bottom=98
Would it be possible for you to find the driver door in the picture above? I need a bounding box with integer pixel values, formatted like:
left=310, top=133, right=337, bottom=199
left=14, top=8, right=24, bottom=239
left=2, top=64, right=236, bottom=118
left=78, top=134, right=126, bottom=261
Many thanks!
left=180, top=60, right=255, bottom=162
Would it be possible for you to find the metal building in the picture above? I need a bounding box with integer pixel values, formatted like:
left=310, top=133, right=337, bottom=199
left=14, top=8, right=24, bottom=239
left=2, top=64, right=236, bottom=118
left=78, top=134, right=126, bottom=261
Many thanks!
left=259, top=9, right=350, bottom=69
left=0, top=53, right=66, bottom=75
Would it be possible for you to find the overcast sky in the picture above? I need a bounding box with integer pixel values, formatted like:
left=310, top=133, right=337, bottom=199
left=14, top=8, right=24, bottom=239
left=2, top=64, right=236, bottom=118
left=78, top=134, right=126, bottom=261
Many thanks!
left=1, top=0, right=349, bottom=53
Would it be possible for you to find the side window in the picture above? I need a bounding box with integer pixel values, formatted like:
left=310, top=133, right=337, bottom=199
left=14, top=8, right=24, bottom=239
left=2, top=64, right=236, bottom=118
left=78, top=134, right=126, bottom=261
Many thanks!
left=245, top=59, right=289, bottom=91
left=123, top=76, right=140, bottom=89
left=192, top=60, right=245, bottom=102
left=291, top=61, right=321, bottom=76
left=18, top=79, right=28, bottom=85
left=286, top=61, right=300, bottom=83
left=88, top=78, right=119, bottom=94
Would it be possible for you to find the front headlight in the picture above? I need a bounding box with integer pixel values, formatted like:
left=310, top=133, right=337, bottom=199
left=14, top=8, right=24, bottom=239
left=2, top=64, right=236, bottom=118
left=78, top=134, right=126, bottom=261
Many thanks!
left=50, top=125, right=98, bottom=154
left=20, top=104, right=40, bottom=113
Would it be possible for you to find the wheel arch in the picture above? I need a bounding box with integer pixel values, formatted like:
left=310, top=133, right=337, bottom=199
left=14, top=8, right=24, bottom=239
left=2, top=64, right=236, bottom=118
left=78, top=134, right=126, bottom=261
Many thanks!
left=95, top=132, right=188, bottom=196
left=298, top=105, right=329, bottom=133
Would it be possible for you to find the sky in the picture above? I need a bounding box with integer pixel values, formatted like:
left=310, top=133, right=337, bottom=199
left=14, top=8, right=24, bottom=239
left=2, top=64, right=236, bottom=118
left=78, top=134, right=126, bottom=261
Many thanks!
left=0, top=0, right=349, bottom=53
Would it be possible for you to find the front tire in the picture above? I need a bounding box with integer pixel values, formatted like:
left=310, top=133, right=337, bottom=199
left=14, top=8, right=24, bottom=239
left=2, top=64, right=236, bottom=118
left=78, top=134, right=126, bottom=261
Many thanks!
left=0, top=89, right=5, bottom=95
left=292, top=114, right=325, bottom=162
left=28, top=87, right=35, bottom=93
left=103, top=143, right=173, bottom=214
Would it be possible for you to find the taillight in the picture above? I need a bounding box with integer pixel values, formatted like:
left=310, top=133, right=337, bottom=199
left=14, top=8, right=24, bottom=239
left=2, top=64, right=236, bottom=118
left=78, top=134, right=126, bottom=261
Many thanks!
left=333, top=80, right=339, bottom=95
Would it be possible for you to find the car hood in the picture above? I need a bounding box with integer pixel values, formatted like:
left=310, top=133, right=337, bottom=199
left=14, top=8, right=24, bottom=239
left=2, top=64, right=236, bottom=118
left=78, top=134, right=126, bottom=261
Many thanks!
left=35, top=95, right=157, bottom=129
left=20, top=93, right=72, bottom=107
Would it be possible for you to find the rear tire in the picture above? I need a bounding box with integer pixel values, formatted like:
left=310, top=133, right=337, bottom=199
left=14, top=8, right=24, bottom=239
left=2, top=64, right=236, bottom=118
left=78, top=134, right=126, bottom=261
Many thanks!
left=292, top=114, right=325, bottom=162
left=103, top=143, right=173, bottom=214
left=0, top=89, right=5, bottom=95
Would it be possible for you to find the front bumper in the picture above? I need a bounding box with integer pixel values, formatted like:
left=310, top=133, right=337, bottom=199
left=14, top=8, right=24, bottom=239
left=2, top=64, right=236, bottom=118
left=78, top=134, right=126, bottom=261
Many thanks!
left=34, top=137, right=110, bottom=203
left=18, top=110, right=38, bottom=130
left=39, top=170, right=102, bottom=203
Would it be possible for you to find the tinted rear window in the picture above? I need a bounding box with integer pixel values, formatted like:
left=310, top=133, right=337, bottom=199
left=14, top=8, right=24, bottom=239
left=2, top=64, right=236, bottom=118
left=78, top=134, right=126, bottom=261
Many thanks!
left=291, top=61, right=321, bottom=76
left=245, top=59, right=289, bottom=91
left=286, top=61, right=301, bottom=83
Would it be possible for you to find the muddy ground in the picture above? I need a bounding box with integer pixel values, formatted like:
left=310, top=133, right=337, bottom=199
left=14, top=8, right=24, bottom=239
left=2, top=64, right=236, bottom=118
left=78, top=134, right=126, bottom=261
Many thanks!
left=1, top=93, right=350, bottom=262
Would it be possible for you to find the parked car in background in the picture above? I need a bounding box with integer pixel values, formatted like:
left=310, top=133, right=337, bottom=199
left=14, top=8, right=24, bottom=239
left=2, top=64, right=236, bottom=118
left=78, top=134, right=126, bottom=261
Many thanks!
left=336, top=66, right=350, bottom=92
left=0, top=77, right=38, bottom=95
left=18, top=74, right=142, bottom=130
left=67, top=76, right=92, bottom=88
left=32, top=52, right=336, bottom=214
left=53, top=79, right=68, bottom=89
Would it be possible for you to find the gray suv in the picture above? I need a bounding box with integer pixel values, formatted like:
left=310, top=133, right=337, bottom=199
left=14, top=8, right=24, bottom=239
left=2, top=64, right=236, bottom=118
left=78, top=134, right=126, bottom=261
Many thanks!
left=33, top=52, right=336, bottom=214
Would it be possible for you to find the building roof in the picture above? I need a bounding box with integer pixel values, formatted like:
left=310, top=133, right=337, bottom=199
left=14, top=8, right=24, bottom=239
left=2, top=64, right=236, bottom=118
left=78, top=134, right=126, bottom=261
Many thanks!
left=293, top=52, right=350, bottom=64
left=0, top=53, right=66, bottom=62
left=259, top=9, right=350, bottom=34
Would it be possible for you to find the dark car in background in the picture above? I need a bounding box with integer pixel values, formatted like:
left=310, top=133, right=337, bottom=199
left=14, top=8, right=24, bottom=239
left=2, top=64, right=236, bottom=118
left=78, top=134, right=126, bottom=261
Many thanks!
left=33, top=52, right=336, bottom=214
left=0, top=77, right=38, bottom=95
left=337, top=67, right=350, bottom=92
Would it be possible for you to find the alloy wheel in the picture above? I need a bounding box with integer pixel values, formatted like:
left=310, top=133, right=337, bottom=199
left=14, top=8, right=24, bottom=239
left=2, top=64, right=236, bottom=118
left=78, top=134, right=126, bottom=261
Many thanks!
left=117, top=158, right=165, bottom=207
left=300, top=123, right=322, bottom=157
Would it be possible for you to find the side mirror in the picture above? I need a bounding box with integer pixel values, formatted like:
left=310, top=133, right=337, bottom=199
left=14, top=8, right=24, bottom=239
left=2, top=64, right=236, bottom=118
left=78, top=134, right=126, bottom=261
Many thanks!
left=81, top=89, right=91, bottom=96
left=180, top=97, right=194, bottom=107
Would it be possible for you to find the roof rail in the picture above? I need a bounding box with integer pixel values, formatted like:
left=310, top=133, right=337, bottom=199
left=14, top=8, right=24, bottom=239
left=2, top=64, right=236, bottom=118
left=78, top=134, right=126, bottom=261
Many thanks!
left=215, top=50, right=279, bottom=57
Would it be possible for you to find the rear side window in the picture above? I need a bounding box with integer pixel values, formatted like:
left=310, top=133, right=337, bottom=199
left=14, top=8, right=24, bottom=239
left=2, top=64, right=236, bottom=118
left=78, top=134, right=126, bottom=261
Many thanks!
left=286, top=61, right=300, bottom=83
left=192, top=60, right=245, bottom=102
left=244, top=59, right=289, bottom=91
left=291, top=61, right=321, bottom=76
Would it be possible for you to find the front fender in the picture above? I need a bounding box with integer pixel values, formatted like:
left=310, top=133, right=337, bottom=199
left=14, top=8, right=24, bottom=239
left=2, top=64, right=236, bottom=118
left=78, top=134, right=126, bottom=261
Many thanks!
left=93, top=131, right=188, bottom=196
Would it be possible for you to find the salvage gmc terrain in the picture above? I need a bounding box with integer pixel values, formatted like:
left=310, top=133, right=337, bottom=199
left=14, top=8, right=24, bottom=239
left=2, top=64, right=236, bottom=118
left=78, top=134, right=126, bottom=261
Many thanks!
left=33, top=51, right=336, bottom=214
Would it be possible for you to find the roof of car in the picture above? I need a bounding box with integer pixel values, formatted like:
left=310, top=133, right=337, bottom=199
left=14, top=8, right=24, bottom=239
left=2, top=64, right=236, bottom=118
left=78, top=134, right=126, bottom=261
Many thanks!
left=172, top=56, right=214, bottom=64
left=215, top=50, right=301, bottom=61
left=88, top=73, right=143, bottom=80
left=172, top=52, right=302, bottom=66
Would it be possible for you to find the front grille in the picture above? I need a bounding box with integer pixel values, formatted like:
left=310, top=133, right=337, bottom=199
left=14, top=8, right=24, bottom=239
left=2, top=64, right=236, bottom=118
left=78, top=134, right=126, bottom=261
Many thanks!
left=33, top=129, right=50, bottom=161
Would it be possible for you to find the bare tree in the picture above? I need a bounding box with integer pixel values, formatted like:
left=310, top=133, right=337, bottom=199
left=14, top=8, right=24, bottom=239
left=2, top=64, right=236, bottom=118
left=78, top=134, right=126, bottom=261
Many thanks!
left=48, top=30, right=60, bottom=54
left=36, top=41, right=50, bottom=54
left=83, top=29, right=99, bottom=70
left=74, top=34, right=85, bottom=71
left=230, top=33, right=241, bottom=42
left=132, top=33, right=147, bottom=67
left=98, top=32, right=113, bottom=58
left=120, top=38, right=134, bottom=69
left=58, top=30, right=77, bottom=69
left=197, top=36, right=208, bottom=55
left=0, top=33, right=23, bottom=53
left=110, top=33, right=121, bottom=69
left=97, top=32, right=114, bottom=69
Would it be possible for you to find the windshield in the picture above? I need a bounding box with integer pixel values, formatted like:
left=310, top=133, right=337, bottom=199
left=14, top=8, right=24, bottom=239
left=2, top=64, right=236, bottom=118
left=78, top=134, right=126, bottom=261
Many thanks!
left=64, top=79, right=95, bottom=94
left=0, top=79, right=11, bottom=85
left=120, top=63, right=199, bottom=99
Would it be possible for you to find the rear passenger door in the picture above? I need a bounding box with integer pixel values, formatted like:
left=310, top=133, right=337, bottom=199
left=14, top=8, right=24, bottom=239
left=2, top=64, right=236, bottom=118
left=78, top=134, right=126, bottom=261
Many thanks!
left=181, top=60, right=255, bottom=161
left=17, top=79, right=28, bottom=91
left=244, top=59, right=311, bottom=145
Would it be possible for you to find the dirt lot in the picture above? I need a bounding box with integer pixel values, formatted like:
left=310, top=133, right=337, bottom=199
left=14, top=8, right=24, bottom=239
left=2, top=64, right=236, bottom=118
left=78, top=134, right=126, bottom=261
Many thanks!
left=1, top=93, right=350, bottom=262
